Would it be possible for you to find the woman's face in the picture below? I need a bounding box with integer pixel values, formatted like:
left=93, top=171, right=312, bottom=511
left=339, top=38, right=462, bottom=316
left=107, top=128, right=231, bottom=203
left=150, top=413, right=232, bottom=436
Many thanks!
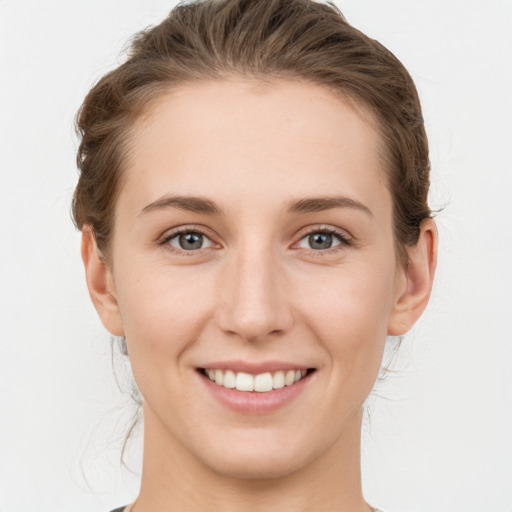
left=103, top=79, right=409, bottom=478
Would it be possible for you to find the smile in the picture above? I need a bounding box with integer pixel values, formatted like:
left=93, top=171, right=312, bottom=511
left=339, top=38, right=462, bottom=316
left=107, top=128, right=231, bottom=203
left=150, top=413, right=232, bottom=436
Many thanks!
left=203, top=368, right=309, bottom=392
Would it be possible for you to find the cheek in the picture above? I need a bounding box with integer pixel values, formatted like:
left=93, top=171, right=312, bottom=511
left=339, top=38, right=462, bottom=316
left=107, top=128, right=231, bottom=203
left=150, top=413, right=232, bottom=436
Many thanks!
left=112, top=264, right=219, bottom=415
left=298, top=258, right=396, bottom=370
left=114, top=263, right=217, bottom=358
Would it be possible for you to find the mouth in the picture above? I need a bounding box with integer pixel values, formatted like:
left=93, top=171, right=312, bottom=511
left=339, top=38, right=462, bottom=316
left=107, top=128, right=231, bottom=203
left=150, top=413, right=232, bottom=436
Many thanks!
left=196, top=364, right=317, bottom=414
left=199, top=367, right=316, bottom=393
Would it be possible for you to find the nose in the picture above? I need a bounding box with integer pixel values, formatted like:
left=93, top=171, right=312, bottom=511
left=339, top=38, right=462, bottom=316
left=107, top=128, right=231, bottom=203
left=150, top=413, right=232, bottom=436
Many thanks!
left=215, top=241, right=293, bottom=343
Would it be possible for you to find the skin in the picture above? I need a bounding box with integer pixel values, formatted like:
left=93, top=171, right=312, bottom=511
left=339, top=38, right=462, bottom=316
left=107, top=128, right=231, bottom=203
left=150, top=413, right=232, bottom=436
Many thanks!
left=82, top=78, right=438, bottom=512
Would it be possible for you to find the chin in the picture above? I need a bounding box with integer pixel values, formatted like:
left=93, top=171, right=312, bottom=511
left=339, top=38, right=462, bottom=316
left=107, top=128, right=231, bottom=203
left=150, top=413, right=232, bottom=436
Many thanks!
left=190, top=429, right=320, bottom=481
left=201, top=450, right=308, bottom=480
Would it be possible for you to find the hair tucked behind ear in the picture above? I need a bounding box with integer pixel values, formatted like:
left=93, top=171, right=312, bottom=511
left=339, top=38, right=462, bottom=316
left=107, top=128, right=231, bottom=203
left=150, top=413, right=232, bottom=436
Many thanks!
left=73, top=0, right=438, bottom=469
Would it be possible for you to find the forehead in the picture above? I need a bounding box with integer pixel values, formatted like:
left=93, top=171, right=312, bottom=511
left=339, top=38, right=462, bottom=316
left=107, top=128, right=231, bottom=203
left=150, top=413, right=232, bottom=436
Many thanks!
left=121, top=78, right=390, bottom=220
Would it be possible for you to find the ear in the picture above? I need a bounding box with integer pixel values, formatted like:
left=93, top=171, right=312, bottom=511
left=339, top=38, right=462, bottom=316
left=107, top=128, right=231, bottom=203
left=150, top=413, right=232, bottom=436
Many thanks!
left=387, top=218, right=438, bottom=336
left=81, top=227, right=124, bottom=336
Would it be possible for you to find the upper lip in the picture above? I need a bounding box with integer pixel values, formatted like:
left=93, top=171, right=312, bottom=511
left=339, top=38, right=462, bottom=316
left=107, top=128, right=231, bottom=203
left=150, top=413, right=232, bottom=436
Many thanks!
left=198, top=360, right=313, bottom=374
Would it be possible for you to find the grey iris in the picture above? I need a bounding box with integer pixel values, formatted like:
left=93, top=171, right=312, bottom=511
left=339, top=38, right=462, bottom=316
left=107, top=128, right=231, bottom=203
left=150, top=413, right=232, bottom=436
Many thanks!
left=309, top=233, right=333, bottom=250
left=179, top=232, right=203, bottom=250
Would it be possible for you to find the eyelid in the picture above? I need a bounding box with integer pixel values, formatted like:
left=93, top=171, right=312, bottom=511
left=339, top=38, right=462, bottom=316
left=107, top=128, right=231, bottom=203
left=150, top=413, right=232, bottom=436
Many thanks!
left=157, top=224, right=353, bottom=255
left=159, top=225, right=220, bottom=252
left=292, top=225, right=353, bottom=251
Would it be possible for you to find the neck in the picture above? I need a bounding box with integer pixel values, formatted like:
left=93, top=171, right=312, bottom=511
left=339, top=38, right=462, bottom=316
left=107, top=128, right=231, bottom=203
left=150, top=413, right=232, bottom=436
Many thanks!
left=133, top=406, right=371, bottom=512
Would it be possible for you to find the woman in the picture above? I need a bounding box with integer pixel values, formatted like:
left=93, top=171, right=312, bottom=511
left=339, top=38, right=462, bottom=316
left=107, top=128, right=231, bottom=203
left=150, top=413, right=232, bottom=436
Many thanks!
left=73, top=0, right=438, bottom=510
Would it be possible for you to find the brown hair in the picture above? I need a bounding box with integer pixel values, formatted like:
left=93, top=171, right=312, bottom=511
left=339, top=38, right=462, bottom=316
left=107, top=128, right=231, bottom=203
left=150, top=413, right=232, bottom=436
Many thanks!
left=74, top=1, right=438, bottom=471
left=72, top=0, right=433, bottom=269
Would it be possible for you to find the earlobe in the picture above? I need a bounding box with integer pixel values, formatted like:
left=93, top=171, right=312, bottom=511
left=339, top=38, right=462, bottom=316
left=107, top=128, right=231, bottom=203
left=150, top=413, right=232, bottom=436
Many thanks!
left=81, top=227, right=125, bottom=336
left=387, top=218, right=438, bottom=336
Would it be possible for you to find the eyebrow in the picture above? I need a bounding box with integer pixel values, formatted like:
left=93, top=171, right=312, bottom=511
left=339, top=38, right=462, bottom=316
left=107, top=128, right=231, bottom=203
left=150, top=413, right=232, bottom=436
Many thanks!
left=286, top=196, right=374, bottom=217
left=139, top=194, right=373, bottom=218
left=139, top=195, right=223, bottom=216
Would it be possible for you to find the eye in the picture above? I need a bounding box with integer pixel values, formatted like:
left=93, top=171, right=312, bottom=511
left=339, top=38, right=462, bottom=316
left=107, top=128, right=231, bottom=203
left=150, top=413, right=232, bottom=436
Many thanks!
left=296, top=228, right=350, bottom=251
left=164, top=229, right=215, bottom=251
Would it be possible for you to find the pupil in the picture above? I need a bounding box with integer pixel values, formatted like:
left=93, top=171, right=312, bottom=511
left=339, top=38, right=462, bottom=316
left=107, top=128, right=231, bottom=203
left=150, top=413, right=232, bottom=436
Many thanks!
left=309, top=233, right=332, bottom=250
left=179, top=232, right=203, bottom=250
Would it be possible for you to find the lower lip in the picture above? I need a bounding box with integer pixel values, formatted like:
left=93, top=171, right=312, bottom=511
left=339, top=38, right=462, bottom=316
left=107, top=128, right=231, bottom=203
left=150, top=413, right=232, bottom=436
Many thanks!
left=198, top=370, right=314, bottom=415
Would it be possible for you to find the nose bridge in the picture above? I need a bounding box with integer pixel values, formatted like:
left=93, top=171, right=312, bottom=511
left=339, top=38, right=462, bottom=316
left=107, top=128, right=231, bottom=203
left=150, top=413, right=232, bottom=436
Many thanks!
left=217, top=235, right=291, bottom=341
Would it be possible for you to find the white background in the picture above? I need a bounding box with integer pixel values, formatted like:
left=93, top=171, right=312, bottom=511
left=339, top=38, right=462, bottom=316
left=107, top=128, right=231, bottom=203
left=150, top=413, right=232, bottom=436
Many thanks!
left=1, top=1, right=511, bottom=511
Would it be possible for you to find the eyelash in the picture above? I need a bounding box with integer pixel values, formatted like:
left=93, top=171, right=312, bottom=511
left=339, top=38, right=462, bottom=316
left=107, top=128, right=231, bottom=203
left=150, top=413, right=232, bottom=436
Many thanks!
left=159, top=225, right=352, bottom=255
left=297, top=226, right=353, bottom=254
left=160, top=226, right=214, bottom=255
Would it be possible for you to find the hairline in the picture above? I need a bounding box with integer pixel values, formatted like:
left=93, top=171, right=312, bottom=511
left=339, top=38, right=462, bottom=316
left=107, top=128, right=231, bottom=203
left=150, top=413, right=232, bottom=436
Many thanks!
left=102, top=74, right=406, bottom=270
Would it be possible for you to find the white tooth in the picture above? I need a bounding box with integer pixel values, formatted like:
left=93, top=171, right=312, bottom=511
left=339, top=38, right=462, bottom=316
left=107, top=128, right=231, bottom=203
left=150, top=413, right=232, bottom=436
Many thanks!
left=273, top=370, right=285, bottom=389
left=301, top=369, right=307, bottom=378
left=254, top=372, right=273, bottom=392
left=294, top=370, right=301, bottom=382
left=285, top=370, right=295, bottom=386
left=223, top=370, right=236, bottom=388
left=207, top=369, right=215, bottom=380
left=235, top=372, right=254, bottom=391
left=214, top=369, right=224, bottom=385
